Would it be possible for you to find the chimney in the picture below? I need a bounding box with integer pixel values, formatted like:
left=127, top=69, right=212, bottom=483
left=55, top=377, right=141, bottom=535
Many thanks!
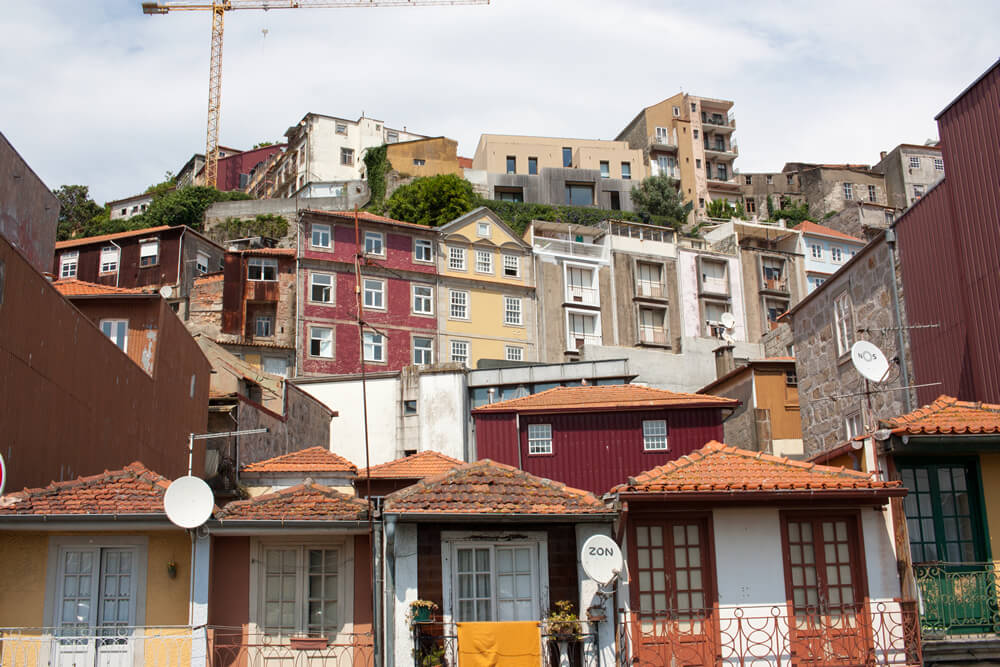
left=879, top=151, right=887, bottom=160
left=714, top=345, right=736, bottom=379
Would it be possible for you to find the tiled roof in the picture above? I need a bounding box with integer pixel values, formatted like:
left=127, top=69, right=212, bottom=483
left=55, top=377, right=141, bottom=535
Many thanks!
left=882, top=395, right=1000, bottom=436
left=215, top=480, right=367, bottom=521
left=473, top=385, right=738, bottom=413
left=795, top=221, right=865, bottom=243
left=194, top=273, right=224, bottom=283
left=216, top=338, right=295, bottom=350
left=614, top=441, right=902, bottom=494
left=53, top=279, right=152, bottom=296
left=55, top=225, right=174, bottom=249
left=383, top=459, right=609, bottom=516
left=242, top=446, right=357, bottom=474
left=359, top=450, right=464, bottom=479
left=302, top=209, right=433, bottom=232
left=0, top=462, right=171, bottom=516
left=238, top=247, right=296, bottom=257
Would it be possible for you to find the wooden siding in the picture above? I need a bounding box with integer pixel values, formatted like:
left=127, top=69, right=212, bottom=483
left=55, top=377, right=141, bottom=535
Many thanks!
left=57, top=227, right=183, bottom=289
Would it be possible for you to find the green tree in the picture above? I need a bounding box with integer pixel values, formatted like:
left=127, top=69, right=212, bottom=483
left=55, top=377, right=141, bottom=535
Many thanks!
left=630, top=175, right=693, bottom=228
left=145, top=171, right=177, bottom=199
left=52, top=185, right=103, bottom=240
left=705, top=198, right=736, bottom=219
left=137, top=186, right=252, bottom=231
left=363, top=144, right=392, bottom=209
left=773, top=200, right=812, bottom=225
left=252, top=141, right=275, bottom=149
left=384, top=174, right=477, bottom=227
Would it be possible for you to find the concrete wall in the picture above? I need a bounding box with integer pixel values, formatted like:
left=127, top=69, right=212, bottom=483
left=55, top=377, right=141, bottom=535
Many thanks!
left=486, top=167, right=637, bottom=211
left=821, top=202, right=896, bottom=242
left=676, top=249, right=747, bottom=342
left=798, top=166, right=887, bottom=218
left=875, top=145, right=944, bottom=210
left=233, top=383, right=333, bottom=466
left=473, top=134, right=643, bottom=175
left=385, top=137, right=461, bottom=178
left=0, top=133, right=58, bottom=275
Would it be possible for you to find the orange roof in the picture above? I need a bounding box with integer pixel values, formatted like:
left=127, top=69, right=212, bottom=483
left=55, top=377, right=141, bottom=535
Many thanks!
left=383, top=459, right=609, bottom=516
left=241, top=446, right=357, bottom=474
left=458, top=156, right=474, bottom=169
left=613, top=441, right=902, bottom=496
left=238, top=247, right=296, bottom=257
left=55, top=225, right=174, bottom=249
left=795, top=220, right=865, bottom=243
left=53, top=279, right=152, bottom=296
left=215, top=480, right=367, bottom=521
left=359, top=450, right=464, bottom=479
left=0, top=462, right=172, bottom=516
left=302, top=209, right=433, bottom=232
left=473, top=384, right=738, bottom=413
left=194, top=273, right=224, bottom=283
left=882, top=395, right=1000, bottom=436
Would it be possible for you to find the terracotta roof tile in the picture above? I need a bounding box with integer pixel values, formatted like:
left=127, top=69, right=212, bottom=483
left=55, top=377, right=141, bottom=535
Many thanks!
left=216, top=480, right=367, bottom=521
left=473, top=385, right=738, bottom=413
left=0, top=462, right=171, bottom=516
left=194, top=272, right=224, bottom=283
left=795, top=221, right=865, bottom=243
left=302, top=209, right=433, bottom=232
left=613, top=441, right=901, bottom=494
left=359, top=450, right=464, bottom=479
left=383, top=460, right=608, bottom=515
left=53, top=279, right=153, bottom=296
left=882, top=395, right=1000, bottom=436
left=55, top=225, right=174, bottom=249
left=238, top=248, right=296, bottom=257
left=242, top=446, right=357, bottom=474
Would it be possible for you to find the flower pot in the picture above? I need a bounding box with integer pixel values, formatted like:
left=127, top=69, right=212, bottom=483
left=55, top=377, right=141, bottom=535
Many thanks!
left=412, top=606, right=433, bottom=623
left=289, top=636, right=328, bottom=650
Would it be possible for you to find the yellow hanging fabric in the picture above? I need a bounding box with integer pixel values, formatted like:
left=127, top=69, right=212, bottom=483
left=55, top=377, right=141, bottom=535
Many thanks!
left=456, top=621, right=542, bottom=667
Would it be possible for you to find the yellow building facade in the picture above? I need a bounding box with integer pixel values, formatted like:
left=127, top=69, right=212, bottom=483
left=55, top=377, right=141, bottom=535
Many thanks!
left=472, top=134, right=645, bottom=181
left=436, top=207, right=536, bottom=367
left=384, top=136, right=462, bottom=178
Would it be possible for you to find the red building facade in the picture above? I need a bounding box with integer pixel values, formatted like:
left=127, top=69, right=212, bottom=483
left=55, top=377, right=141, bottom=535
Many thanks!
left=299, top=210, right=438, bottom=376
left=472, top=385, right=737, bottom=494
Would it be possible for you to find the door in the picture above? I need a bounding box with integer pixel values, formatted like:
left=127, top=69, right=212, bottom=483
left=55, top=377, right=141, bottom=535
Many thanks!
left=54, top=547, right=137, bottom=667
left=629, top=518, right=714, bottom=667
left=783, top=515, right=870, bottom=666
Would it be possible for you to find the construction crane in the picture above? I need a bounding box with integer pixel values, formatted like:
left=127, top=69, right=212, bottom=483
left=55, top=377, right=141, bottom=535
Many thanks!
left=142, top=0, right=488, bottom=189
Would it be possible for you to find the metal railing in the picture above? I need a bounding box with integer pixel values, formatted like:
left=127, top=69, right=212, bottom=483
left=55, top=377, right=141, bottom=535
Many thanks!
left=649, top=131, right=678, bottom=148
left=762, top=276, right=789, bottom=292
left=413, top=619, right=599, bottom=667
left=638, top=326, right=668, bottom=345
left=566, top=284, right=600, bottom=306
left=914, top=562, right=1000, bottom=636
left=533, top=237, right=609, bottom=261
left=617, top=602, right=921, bottom=667
left=0, top=626, right=196, bottom=667
left=207, top=627, right=374, bottom=667
left=635, top=280, right=666, bottom=299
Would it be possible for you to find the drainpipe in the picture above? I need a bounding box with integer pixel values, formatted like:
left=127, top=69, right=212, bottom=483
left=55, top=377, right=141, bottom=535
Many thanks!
left=383, top=515, right=397, bottom=667
left=884, top=229, right=911, bottom=412
left=372, top=516, right=384, bottom=667
left=109, top=239, right=122, bottom=288
left=295, top=211, right=304, bottom=377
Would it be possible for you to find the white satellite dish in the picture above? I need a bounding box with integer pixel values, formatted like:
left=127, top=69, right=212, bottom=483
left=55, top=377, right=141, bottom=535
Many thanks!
left=850, top=341, right=890, bottom=383
left=581, top=535, right=623, bottom=586
left=163, top=476, right=214, bottom=529
left=720, top=312, right=736, bottom=330
left=159, top=285, right=174, bottom=299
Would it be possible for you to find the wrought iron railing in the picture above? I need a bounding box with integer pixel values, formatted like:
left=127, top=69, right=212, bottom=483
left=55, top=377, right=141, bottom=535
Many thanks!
left=206, top=626, right=374, bottom=667
left=914, top=561, right=1000, bottom=636
left=412, top=619, right=599, bottom=667
left=0, top=626, right=196, bottom=667
left=616, top=602, right=921, bottom=666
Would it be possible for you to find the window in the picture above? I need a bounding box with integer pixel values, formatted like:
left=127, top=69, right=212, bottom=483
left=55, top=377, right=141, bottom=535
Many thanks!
left=562, top=147, right=572, bottom=168
left=745, top=175, right=753, bottom=185
left=335, top=123, right=347, bottom=135
left=414, top=238, right=433, bottom=262
left=404, top=400, right=417, bottom=415
left=449, top=290, right=469, bottom=319
left=506, top=156, right=516, bottom=174
left=609, top=191, right=621, bottom=210
left=565, top=183, right=594, bottom=206
left=636, top=261, right=664, bottom=298
left=690, top=102, right=697, bottom=112
left=655, top=155, right=676, bottom=177
left=528, top=157, right=538, bottom=175
left=363, top=331, right=384, bottom=362
left=256, top=544, right=345, bottom=638
left=785, top=369, right=797, bottom=386
left=505, top=345, right=523, bottom=362
left=913, top=185, right=925, bottom=199
left=311, top=273, right=333, bottom=303
left=364, top=231, right=384, bottom=256
left=341, top=148, right=354, bottom=166
left=477, top=221, right=490, bottom=238
left=632, top=519, right=710, bottom=634
left=655, top=126, right=671, bottom=143
left=745, top=197, right=756, bottom=214
left=196, top=251, right=210, bottom=274
left=413, top=158, right=425, bottom=166
left=692, top=129, right=699, bottom=139
left=263, top=356, right=287, bottom=377
left=868, top=185, right=877, bottom=203
left=363, top=278, right=384, bottom=309
left=310, top=326, right=333, bottom=357
left=412, top=284, right=433, bottom=315
left=100, top=319, right=128, bottom=351
left=695, top=159, right=702, bottom=169
left=386, top=130, right=398, bottom=143
left=831, top=247, right=843, bottom=263
left=810, top=244, right=823, bottom=259
left=567, top=311, right=599, bottom=349
left=495, top=187, right=524, bottom=202
left=528, top=424, right=552, bottom=455
left=833, top=292, right=853, bottom=356
left=248, top=257, right=278, bottom=281
left=100, top=246, right=119, bottom=273
left=448, top=246, right=466, bottom=271
left=450, top=340, right=469, bottom=365
left=447, top=536, right=543, bottom=622
left=255, top=315, right=273, bottom=338
left=312, top=223, right=331, bottom=248
left=766, top=174, right=774, bottom=185
left=934, top=158, right=944, bottom=171
left=672, top=106, right=680, bottom=117
left=638, top=307, right=667, bottom=345
left=600, top=161, right=610, bottom=179
left=787, top=174, right=795, bottom=185
left=502, top=254, right=520, bottom=278
left=139, top=240, right=159, bottom=267
left=475, top=249, right=493, bottom=274
left=642, top=420, right=668, bottom=450
left=60, top=251, right=79, bottom=279
left=909, top=156, right=921, bottom=169
left=413, top=336, right=433, bottom=365
left=621, top=162, right=631, bottom=180
left=899, top=462, right=986, bottom=564
left=566, top=265, right=596, bottom=305
left=698, top=197, right=705, bottom=208
left=845, top=410, right=863, bottom=441
left=504, top=296, right=522, bottom=326
left=716, top=164, right=727, bottom=181
left=842, top=183, right=853, bottom=200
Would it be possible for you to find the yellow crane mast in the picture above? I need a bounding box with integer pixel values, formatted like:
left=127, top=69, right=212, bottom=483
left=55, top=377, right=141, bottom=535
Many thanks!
left=142, top=0, right=488, bottom=189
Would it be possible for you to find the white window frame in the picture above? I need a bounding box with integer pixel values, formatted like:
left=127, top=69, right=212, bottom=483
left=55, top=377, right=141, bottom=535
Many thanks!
left=341, top=147, right=354, bottom=166
left=363, top=331, right=385, bottom=363
left=475, top=249, right=493, bottom=275
left=868, top=184, right=877, bottom=203
left=450, top=340, right=469, bottom=365
left=565, top=308, right=601, bottom=350
left=310, top=272, right=334, bottom=304
left=100, top=318, right=128, bottom=352
left=312, top=223, right=332, bottom=249
left=831, top=247, right=844, bottom=263
left=564, top=261, right=599, bottom=306
left=477, top=221, right=491, bottom=238
left=909, top=156, right=921, bottom=169
left=413, top=336, right=433, bottom=365
left=412, top=283, right=434, bottom=316
left=845, top=409, right=864, bottom=441
left=414, top=238, right=434, bottom=263
left=363, top=278, right=385, bottom=310
left=99, top=245, right=119, bottom=274
left=502, top=254, right=520, bottom=278
left=505, top=345, right=523, bottom=362
left=810, top=244, right=823, bottom=260
left=503, top=296, right=522, bottom=326
left=309, top=326, right=334, bottom=358
left=248, top=257, right=278, bottom=282
left=139, top=240, right=159, bottom=267
left=448, top=246, right=467, bottom=271
left=842, top=183, right=853, bottom=201
left=60, top=251, right=79, bottom=279
left=196, top=251, right=210, bottom=274
left=934, top=158, right=944, bottom=171
left=527, top=423, right=552, bottom=455
left=255, top=314, right=274, bottom=338
left=449, top=289, right=469, bottom=320
left=833, top=291, right=853, bottom=357
left=364, top=231, right=384, bottom=257
left=642, top=419, right=669, bottom=451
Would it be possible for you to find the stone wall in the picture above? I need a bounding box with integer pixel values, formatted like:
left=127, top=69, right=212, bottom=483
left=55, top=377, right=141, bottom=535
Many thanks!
left=762, top=322, right=794, bottom=357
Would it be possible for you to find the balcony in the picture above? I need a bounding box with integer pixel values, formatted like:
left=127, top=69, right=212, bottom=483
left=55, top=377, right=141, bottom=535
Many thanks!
left=761, top=276, right=790, bottom=294
left=565, top=284, right=599, bottom=306
left=914, top=562, right=1000, bottom=637
left=0, top=626, right=197, bottom=667
left=533, top=236, right=609, bottom=262
left=208, top=627, right=374, bottom=666
left=649, top=129, right=678, bottom=151
left=639, top=326, right=669, bottom=346
left=636, top=279, right=666, bottom=299
left=704, top=140, right=739, bottom=160
left=569, top=332, right=602, bottom=350
left=414, top=619, right=600, bottom=667
left=701, top=113, right=736, bottom=132
left=700, top=275, right=730, bottom=295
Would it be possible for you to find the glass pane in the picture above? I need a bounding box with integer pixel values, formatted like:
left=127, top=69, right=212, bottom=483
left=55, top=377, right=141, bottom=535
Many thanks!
left=650, top=527, right=662, bottom=547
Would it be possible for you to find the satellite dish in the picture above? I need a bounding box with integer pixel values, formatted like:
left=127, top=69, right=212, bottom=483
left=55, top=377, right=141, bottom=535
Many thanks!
left=0, top=452, right=6, bottom=496
left=163, top=476, right=213, bottom=529
left=159, top=285, right=174, bottom=299
left=581, top=535, right=623, bottom=586
left=850, top=341, right=890, bottom=383
left=720, top=312, right=736, bottom=330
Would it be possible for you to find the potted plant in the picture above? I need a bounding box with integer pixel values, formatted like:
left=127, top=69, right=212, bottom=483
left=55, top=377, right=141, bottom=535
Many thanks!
left=410, top=599, right=439, bottom=623
left=420, top=642, right=446, bottom=667
left=545, top=600, right=581, bottom=640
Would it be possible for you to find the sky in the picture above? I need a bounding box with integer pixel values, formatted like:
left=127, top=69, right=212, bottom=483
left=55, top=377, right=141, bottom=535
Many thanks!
left=2, top=1, right=997, bottom=205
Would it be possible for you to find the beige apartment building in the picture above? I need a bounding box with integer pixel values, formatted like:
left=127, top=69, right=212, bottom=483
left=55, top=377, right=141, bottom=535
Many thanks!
left=616, top=92, right=740, bottom=221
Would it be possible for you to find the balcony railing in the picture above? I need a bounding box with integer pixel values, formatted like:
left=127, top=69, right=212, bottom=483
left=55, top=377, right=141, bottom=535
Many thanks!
left=639, top=326, right=668, bottom=345
left=0, top=626, right=196, bottom=667
left=566, top=284, right=599, bottom=306
left=208, top=627, right=374, bottom=667
left=617, top=602, right=921, bottom=667
left=700, top=276, right=729, bottom=294
left=762, top=276, right=789, bottom=293
left=636, top=280, right=666, bottom=299
left=649, top=131, right=678, bottom=149
left=914, top=562, right=1000, bottom=637
left=569, top=332, right=602, bottom=349
left=414, top=618, right=600, bottom=667
left=533, top=236, right=608, bottom=261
